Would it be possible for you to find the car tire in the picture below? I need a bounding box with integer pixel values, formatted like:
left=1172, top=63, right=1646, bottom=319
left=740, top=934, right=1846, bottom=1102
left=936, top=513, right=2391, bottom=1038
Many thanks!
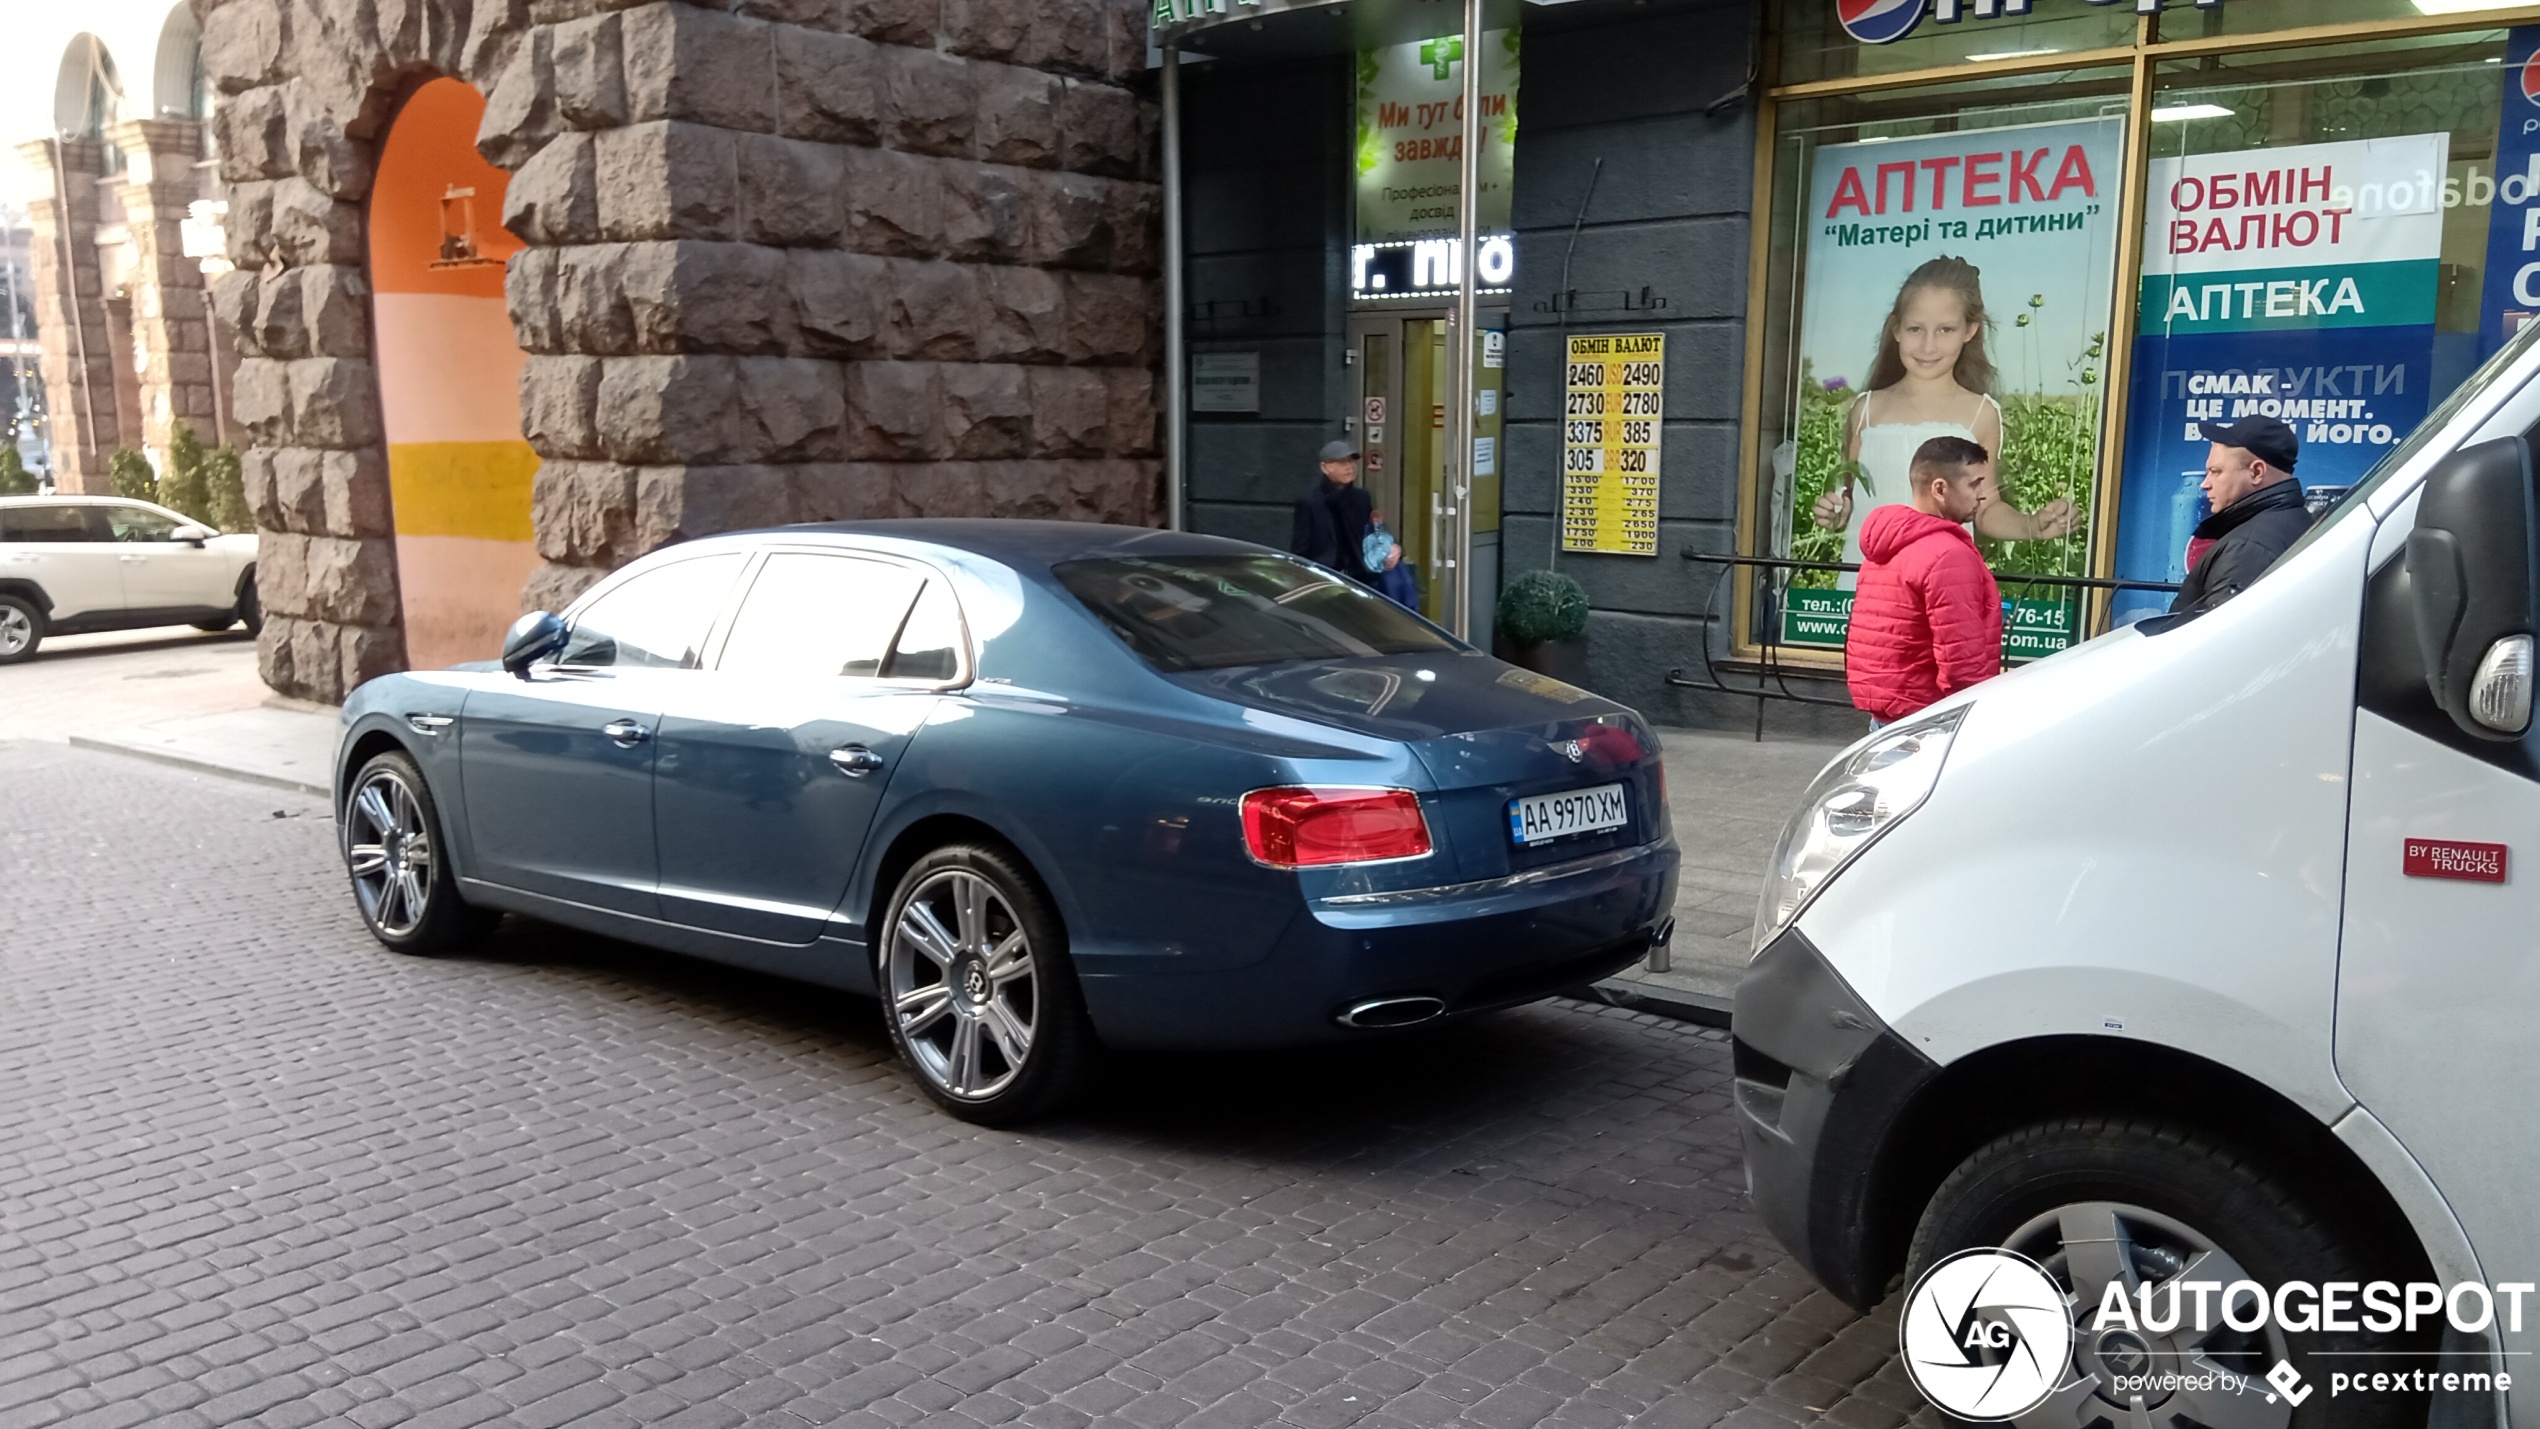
left=878, top=842, right=1097, bottom=1126
left=236, top=569, right=262, bottom=636
left=1908, top=1117, right=2433, bottom=1428
left=0, top=594, right=43, bottom=664
left=191, top=618, right=238, bottom=632
left=341, top=750, right=497, bottom=956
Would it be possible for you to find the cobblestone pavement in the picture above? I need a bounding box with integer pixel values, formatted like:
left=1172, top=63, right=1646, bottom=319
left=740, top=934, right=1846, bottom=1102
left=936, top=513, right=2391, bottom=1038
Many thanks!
left=0, top=742, right=1931, bottom=1429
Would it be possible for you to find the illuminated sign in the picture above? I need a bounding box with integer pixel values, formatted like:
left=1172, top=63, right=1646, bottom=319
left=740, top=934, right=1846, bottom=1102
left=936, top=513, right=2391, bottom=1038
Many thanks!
left=1350, top=235, right=1516, bottom=300
left=1843, top=0, right=2224, bottom=46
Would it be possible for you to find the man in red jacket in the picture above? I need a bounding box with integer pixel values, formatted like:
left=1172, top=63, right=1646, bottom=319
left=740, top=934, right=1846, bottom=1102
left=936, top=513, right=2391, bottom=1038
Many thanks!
left=1845, top=435, right=2004, bottom=726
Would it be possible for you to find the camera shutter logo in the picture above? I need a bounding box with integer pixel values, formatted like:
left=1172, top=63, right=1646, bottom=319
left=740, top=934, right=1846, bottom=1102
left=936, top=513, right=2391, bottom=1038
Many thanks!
left=1901, top=1249, right=2076, bottom=1420
left=1837, top=0, right=1926, bottom=45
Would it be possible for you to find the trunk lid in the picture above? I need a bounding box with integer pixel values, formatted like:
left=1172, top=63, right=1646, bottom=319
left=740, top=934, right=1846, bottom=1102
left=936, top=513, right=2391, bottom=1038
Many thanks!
left=1166, top=650, right=1668, bottom=882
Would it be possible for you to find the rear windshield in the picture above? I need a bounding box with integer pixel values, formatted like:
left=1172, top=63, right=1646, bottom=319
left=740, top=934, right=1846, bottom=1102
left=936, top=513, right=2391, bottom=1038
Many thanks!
left=1054, top=555, right=1457, bottom=672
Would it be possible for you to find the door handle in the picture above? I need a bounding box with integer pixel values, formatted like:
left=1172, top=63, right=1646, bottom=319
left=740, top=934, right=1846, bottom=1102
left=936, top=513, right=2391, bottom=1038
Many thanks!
left=829, top=744, right=885, bottom=776
left=120, top=553, right=146, bottom=563
left=603, top=718, right=650, bottom=747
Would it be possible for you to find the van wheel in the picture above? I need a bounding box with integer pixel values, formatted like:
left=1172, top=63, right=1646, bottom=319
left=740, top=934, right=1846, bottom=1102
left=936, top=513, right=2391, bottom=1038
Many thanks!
left=0, top=594, right=43, bottom=663
left=878, top=843, right=1096, bottom=1126
left=1907, top=1118, right=2431, bottom=1428
left=236, top=571, right=262, bottom=636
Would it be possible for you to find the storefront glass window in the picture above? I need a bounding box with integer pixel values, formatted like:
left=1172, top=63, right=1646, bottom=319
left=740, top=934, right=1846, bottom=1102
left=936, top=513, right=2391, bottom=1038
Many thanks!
left=1756, top=67, right=2132, bottom=661
left=2161, top=0, right=2530, bottom=40
left=1779, top=2, right=2138, bottom=88
left=2112, top=28, right=2513, bottom=621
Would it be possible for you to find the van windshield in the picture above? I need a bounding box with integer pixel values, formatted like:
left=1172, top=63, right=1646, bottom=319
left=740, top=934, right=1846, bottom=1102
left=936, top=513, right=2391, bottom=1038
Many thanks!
left=2288, top=319, right=2540, bottom=561
left=1055, top=555, right=1457, bottom=672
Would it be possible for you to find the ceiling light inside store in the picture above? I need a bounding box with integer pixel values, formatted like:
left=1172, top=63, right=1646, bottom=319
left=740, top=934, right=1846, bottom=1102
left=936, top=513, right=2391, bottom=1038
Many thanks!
left=1967, top=48, right=2059, bottom=61
left=2412, top=0, right=2512, bottom=14
left=2152, top=104, right=2236, bottom=122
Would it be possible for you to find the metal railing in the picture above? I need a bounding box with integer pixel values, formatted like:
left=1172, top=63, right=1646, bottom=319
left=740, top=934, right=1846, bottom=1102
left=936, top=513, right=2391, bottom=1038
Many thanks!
left=1664, top=553, right=2185, bottom=739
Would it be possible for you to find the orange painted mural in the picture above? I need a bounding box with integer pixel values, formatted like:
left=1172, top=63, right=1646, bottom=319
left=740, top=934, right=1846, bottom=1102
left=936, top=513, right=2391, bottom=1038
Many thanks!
left=370, top=78, right=539, bottom=671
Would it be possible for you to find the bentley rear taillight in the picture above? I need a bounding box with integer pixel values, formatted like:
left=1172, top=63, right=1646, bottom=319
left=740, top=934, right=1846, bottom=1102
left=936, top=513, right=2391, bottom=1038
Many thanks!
left=1240, top=787, right=1432, bottom=868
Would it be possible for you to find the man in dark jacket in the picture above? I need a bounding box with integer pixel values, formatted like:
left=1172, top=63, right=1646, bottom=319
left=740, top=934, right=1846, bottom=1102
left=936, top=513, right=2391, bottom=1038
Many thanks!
left=2171, top=416, right=2310, bottom=616
left=1290, top=439, right=1375, bottom=584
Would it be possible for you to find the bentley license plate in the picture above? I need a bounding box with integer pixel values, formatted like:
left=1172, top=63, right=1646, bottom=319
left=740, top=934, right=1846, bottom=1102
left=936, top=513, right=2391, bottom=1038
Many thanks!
left=1508, top=783, right=1628, bottom=847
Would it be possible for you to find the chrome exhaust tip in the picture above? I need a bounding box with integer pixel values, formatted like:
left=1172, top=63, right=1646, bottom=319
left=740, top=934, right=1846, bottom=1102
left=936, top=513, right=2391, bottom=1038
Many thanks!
left=1336, top=995, right=1446, bottom=1030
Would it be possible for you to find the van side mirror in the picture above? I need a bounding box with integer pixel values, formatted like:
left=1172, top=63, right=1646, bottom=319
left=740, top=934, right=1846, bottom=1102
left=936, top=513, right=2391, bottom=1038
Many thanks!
left=2406, top=437, right=2536, bottom=740
left=501, top=611, right=568, bottom=677
left=172, top=523, right=213, bottom=546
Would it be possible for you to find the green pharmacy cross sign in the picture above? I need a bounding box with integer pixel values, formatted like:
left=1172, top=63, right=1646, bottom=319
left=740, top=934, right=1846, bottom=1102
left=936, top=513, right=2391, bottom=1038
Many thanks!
left=1420, top=36, right=1464, bottom=79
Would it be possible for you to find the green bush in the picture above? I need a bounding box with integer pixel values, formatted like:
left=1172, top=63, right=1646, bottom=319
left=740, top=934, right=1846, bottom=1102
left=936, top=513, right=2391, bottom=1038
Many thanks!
left=1497, top=569, right=1590, bottom=646
left=206, top=444, right=250, bottom=533
left=109, top=448, right=159, bottom=504
left=0, top=445, right=32, bottom=496
left=160, top=423, right=213, bottom=524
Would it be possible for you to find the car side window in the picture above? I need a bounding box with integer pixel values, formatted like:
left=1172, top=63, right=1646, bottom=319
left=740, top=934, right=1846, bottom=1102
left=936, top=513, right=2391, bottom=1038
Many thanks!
left=557, top=553, right=746, bottom=669
left=104, top=505, right=180, bottom=542
left=0, top=505, right=105, bottom=543
left=716, top=553, right=925, bottom=680
left=882, top=579, right=967, bottom=682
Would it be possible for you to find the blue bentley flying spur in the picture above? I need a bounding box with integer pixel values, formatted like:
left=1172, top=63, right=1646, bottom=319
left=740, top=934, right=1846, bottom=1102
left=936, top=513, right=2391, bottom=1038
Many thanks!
left=334, top=522, right=1680, bottom=1122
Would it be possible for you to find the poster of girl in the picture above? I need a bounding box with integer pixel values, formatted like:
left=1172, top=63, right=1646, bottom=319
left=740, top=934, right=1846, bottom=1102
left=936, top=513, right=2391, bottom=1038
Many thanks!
left=1811, top=255, right=2077, bottom=581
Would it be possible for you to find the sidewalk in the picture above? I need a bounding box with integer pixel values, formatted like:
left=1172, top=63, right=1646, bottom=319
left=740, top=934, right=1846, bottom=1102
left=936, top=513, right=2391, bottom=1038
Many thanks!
left=0, top=627, right=341, bottom=798
left=1587, top=727, right=1845, bottom=1021
left=70, top=704, right=340, bottom=798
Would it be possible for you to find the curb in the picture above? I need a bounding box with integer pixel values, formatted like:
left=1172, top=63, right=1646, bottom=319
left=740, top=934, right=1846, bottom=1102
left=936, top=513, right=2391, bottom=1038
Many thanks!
left=67, top=735, right=332, bottom=800
left=1565, top=978, right=1732, bottom=1029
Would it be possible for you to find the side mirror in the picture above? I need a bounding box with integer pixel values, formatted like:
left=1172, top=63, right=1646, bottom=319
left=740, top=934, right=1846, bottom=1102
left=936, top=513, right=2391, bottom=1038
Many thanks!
left=2406, top=437, right=2536, bottom=741
left=172, top=523, right=213, bottom=546
left=501, top=611, right=568, bottom=678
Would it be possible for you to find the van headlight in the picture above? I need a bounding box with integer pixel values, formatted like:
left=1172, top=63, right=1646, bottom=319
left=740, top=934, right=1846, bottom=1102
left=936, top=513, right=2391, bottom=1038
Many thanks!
left=1752, top=707, right=1969, bottom=954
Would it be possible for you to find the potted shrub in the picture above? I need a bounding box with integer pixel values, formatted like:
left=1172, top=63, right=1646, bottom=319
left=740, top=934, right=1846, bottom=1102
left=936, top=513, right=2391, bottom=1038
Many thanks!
left=1493, top=569, right=1592, bottom=686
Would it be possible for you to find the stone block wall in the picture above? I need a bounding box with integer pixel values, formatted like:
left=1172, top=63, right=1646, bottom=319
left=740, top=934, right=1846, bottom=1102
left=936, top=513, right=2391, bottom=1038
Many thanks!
left=197, top=0, right=1163, bottom=702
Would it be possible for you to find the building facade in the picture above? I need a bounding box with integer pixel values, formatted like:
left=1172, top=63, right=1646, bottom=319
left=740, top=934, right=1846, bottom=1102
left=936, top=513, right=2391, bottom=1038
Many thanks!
left=1158, top=0, right=2540, bottom=726
left=191, top=0, right=1164, bottom=699
left=1, top=0, right=1162, bottom=699
left=9, top=9, right=235, bottom=498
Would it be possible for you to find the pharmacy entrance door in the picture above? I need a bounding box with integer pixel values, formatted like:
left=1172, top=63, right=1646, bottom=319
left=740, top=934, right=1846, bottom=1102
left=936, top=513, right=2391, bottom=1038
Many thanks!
left=1346, top=310, right=1505, bottom=634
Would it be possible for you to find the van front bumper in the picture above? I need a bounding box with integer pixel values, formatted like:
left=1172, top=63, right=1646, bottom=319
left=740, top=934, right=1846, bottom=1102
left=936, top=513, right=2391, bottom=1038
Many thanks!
left=1732, top=927, right=1941, bottom=1311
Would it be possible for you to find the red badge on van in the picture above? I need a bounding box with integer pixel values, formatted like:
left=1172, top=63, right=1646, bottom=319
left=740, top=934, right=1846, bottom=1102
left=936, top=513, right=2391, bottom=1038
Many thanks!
left=2403, top=838, right=2509, bottom=883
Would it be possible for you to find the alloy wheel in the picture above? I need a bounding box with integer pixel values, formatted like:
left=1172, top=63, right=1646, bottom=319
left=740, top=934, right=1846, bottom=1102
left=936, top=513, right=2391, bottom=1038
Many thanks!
left=888, top=868, right=1039, bottom=1101
left=346, top=769, right=435, bottom=938
left=0, top=605, right=30, bottom=657
left=1999, top=1200, right=2292, bottom=1429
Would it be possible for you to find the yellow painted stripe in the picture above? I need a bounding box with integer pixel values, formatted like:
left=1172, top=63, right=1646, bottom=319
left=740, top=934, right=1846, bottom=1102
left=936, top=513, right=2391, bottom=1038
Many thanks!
left=388, top=441, right=538, bottom=542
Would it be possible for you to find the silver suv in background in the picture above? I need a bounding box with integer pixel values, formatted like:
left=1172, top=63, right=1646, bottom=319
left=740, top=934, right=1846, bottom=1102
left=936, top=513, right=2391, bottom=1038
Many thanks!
left=0, top=497, right=260, bottom=663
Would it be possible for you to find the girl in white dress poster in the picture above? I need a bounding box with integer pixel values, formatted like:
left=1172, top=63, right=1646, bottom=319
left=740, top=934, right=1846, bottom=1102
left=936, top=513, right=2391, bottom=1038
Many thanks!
left=1811, top=257, right=2077, bottom=585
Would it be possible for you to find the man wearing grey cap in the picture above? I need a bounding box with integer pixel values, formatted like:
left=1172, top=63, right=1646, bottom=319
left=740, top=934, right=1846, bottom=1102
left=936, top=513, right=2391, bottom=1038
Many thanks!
left=2170, top=414, right=2309, bottom=617
left=1289, top=438, right=1377, bottom=585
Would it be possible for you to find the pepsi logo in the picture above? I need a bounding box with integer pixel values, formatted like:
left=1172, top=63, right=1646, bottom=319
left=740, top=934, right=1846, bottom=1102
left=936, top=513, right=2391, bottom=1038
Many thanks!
left=2521, top=47, right=2540, bottom=107
left=1839, top=0, right=1926, bottom=45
